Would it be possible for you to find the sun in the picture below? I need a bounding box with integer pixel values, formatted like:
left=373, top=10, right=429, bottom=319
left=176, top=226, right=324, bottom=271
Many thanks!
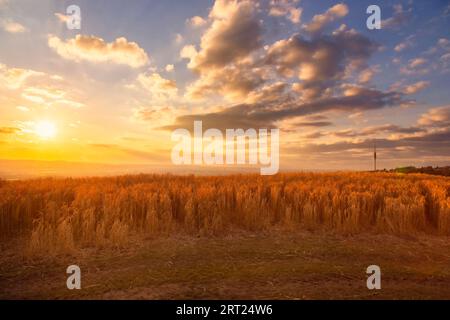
left=35, top=121, right=57, bottom=139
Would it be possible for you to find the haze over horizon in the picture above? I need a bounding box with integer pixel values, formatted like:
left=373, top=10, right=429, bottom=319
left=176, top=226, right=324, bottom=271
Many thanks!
left=1, top=0, right=450, bottom=176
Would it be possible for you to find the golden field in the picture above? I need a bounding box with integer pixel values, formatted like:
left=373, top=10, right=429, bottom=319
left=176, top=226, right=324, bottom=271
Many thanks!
left=1, top=172, right=450, bottom=299
left=1, top=172, right=450, bottom=254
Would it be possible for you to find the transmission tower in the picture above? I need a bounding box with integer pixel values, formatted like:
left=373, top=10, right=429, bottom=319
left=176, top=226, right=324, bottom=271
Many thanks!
left=373, top=141, right=377, bottom=172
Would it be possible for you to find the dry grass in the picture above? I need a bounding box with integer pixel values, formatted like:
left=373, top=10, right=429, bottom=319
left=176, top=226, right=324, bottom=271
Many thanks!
left=0, top=172, right=449, bottom=256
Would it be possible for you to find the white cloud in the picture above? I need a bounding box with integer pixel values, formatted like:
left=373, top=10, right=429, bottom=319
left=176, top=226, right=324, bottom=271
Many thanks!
left=304, top=3, right=349, bottom=34
left=409, top=58, right=427, bottom=68
left=48, top=35, right=149, bottom=68
left=0, top=63, right=43, bottom=89
left=269, top=0, right=302, bottom=24
left=187, top=16, right=207, bottom=27
left=1, top=19, right=27, bottom=33
left=403, top=81, right=430, bottom=94
left=165, top=64, right=174, bottom=72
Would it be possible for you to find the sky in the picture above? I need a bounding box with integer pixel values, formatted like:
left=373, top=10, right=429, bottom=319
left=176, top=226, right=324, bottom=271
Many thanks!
left=0, top=0, right=449, bottom=176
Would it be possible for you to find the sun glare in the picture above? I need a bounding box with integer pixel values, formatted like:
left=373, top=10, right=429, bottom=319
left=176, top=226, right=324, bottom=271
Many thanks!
left=35, top=121, right=57, bottom=139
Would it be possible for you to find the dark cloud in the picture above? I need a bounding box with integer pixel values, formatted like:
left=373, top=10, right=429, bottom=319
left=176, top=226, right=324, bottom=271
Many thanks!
left=297, top=129, right=450, bottom=157
left=162, top=87, right=405, bottom=131
left=264, top=26, right=379, bottom=99
left=362, top=124, right=424, bottom=135
left=186, top=0, right=263, bottom=72
left=332, top=124, right=425, bottom=138
left=303, top=131, right=325, bottom=139
left=183, top=3, right=378, bottom=103
left=266, top=27, right=378, bottom=77
left=294, top=121, right=333, bottom=127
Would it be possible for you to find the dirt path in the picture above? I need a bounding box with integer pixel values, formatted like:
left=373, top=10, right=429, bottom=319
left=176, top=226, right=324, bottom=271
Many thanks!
left=2, top=232, right=450, bottom=299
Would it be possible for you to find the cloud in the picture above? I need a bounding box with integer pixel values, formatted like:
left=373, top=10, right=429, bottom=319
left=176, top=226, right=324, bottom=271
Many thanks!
left=133, top=105, right=181, bottom=127
left=166, top=0, right=416, bottom=161
left=0, top=62, right=85, bottom=109
left=290, top=121, right=450, bottom=166
left=403, top=81, right=430, bottom=94
left=185, top=63, right=266, bottom=101
left=418, top=106, right=450, bottom=127
left=295, top=121, right=333, bottom=127
left=17, top=84, right=85, bottom=108
left=265, top=25, right=378, bottom=97
left=179, top=1, right=268, bottom=101
left=134, top=107, right=168, bottom=121
left=382, top=4, right=411, bottom=29
left=1, top=19, right=27, bottom=33
left=288, top=7, right=302, bottom=24
left=131, top=71, right=178, bottom=101
left=180, top=45, right=198, bottom=61
left=400, top=58, right=430, bottom=75
left=21, top=92, right=44, bottom=104
left=293, top=107, right=450, bottom=164
left=394, top=43, right=407, bottom=52
left=409, top=58, right=427, bottom=68
left=269, top=0, right=302, bottom=24
left=438, top=38, right=450, bottom=48
left=174, top=1, right=391, bottom=132
left=0, top=63, right=44, bottom=90
left=183, top=0, right=263, bottom=72
left=303, top=3, right=348, bottom=34
left=245, top=82, right=291, bottom=104
left=54, top=13, right=70, bottom=23
left=267, top=26, right=377, bottom=80
left=53, top=99, right=84, bottom=108
left=137, top=72, right=176, bottom=91
left=187, top=16, right=207, bottom=27
left=0, top=127, right=20, bottom=134
left=23, top=86, right=66, bottom=100
left=174, top=33, right=184, bottom=45
left=331, top=124, right=424, bottom=138
left=181, top=2, right=375, bottom=103
left=441, top=53, right=450, bottom=62
left=88, top=143, right=164, bottom=162
left=48, top=35, right=149, bottom=68
left=163, top=87, right=405, bottom=131
left=394, top=35, right=415, bottom=52
left=165, top=64, right=174, bottom=72
left=358, top=65, right=380, bottom=84
left=297, top=129, right=450, bottom=158
left=16, top=106, right=30, bottom=112
left=445, top=4, right=450, bottom=16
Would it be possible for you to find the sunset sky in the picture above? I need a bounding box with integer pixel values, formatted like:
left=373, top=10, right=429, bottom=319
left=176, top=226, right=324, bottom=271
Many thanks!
left=0, top=0, right=449, bottom=175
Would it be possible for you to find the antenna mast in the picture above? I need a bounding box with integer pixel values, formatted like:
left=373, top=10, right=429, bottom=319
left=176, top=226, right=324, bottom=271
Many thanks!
left=373, top=141, right=377, bottom=172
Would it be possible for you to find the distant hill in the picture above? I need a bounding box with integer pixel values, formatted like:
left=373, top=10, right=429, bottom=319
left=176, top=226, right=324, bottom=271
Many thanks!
left=389, top=166, right=450, bottom=177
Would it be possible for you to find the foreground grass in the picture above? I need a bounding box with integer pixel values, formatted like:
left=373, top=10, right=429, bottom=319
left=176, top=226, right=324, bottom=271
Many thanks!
left=2, top=231, right=450, bottom=299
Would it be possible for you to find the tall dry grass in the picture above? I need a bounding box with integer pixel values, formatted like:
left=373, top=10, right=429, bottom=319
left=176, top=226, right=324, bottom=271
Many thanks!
left=0, top=173, right=449, bottom=255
